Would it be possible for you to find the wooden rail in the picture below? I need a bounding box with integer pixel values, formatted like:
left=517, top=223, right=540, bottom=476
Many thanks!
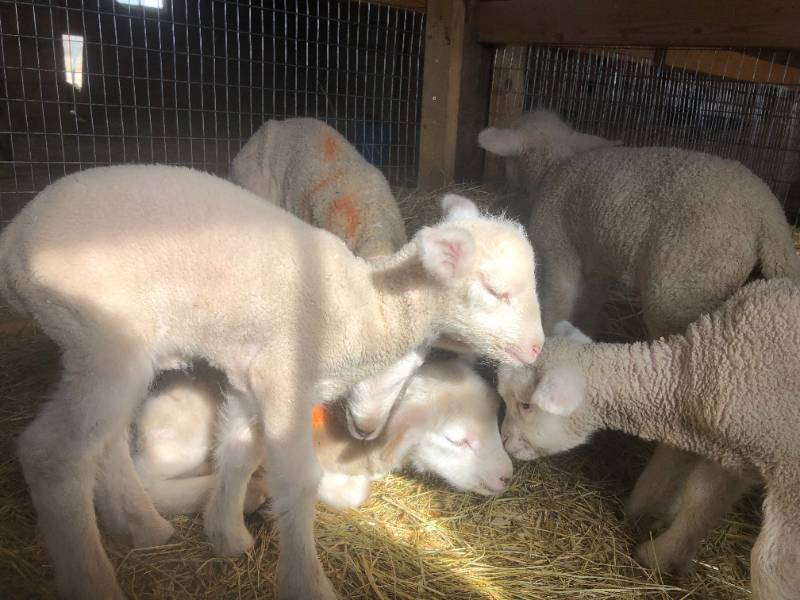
left=475, top=0, right=800, bottom=48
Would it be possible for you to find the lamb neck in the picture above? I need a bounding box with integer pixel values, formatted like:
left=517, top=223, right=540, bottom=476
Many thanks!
left=577, top=339, right=686, bottom=444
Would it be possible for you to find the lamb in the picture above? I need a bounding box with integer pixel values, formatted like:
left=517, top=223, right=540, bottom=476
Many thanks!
left=479, top=108, right=800, bottom=565
left=497, top=278, right=800, bottom=600
left=0, top=164, right=544, bottom=600
left=231, top=116, right=421, bottom=440
left=230, top=117, right=407, bottom=260
left=133, top=358, right=513, bottom=515
left=479, top=109, right=800, bottom=338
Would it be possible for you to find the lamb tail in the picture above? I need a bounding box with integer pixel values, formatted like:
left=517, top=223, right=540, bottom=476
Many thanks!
left=757, top=204, right=800, bottom=281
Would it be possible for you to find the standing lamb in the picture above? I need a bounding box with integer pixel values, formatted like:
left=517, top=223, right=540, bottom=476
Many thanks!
left=497, top=278, right=800, bottom=600
left=231, top=117, right=419, bottom=440
left=133, top=358, right=513, bottom=515
left=230, top=117, right=406, bottom=260
left=0, top=165, right=544, bottom=600
left=479, top=108, right=800, bottom=564
left=478, top=109, right=800, bottom=338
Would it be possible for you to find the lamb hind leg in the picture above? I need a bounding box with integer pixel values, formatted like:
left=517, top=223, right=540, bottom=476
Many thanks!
left=17, top=346, right=156, bottom=600
left=751, top=477, right=800, bottom=600
left=634, top=459, right=752, bottom=575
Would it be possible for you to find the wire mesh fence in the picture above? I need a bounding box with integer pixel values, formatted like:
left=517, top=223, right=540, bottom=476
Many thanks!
left=490, top=45, right=800, bottom=221
left=0, top=0, right=425, bottom=224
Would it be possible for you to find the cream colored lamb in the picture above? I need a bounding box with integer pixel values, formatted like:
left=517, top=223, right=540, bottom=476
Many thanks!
left=0, top=165, right=544, bottom=600
left=231, top=116, right=421, bottom=441
left=479, top=108, right=800, bottom=337
left=133, top=358, right=512, bottom=515
left=231, top=117, right=406, bottom=259
left=479, top=108, right=800, bottom=568
left=498, top=278, right=800, bottom=600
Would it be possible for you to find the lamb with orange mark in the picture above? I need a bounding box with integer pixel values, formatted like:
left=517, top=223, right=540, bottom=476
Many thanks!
left=231, top=117, right=407, bottom=259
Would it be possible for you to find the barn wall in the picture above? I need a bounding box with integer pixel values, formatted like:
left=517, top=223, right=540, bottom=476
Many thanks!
left=0, top=0, right=426, bottom=224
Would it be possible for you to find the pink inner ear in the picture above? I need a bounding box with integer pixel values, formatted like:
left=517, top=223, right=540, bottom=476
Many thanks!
left=440, top=240, right=462, bottom=272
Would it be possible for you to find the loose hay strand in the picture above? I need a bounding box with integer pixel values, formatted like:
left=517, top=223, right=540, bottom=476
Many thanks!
left=1, top=186, right=796, bottom=599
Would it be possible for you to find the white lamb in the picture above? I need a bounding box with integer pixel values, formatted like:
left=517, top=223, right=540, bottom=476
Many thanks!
left=133, top=358, right=513, bottom=515
left=497, top=278, right=800, bottom=600
left=0, top=165, right=544, bottom=600
left=478, top=109, right=800, bottom=337
left=231, top=117, right=421, bottom=440
left=230, top=117, right=406, bottom=260
left=479, top=108, right=800, bottom=566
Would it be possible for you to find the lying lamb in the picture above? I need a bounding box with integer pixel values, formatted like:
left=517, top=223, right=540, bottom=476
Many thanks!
left=498, top=278, right=800, bottom=600
left=231, top=116, right=420, bottom=440
left=0, top=165, right=544, bottom=600
left=134, top=358, right=512, bottom=515
left=479, top=108, right=800, bottom=565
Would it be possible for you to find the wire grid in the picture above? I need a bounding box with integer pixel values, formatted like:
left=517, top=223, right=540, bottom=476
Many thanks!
left=490, top=45, right=800, bottom=220
left=0, top=0, right=425, bottom=224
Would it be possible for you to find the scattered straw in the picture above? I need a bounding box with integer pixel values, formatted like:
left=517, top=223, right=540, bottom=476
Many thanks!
left=0, top=185, right=790, bottom=599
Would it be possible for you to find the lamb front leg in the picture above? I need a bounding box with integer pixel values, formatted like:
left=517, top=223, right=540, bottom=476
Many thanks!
left=626, top=444, right=696, bottom=535
left=536, top=250, right=583, bottom=336
left=634, top=459, right=752, bottom=574
left=254, top=371, right=337, bottom=600
left=95, top=434, right=176, bottom=547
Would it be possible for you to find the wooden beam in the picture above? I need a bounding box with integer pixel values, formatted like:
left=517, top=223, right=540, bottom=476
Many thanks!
left=483, top=45, right=526, bottom=180
left=476, top=0, right=800, bottom=48
left=454, top=2, right=494, bottom=182
left=357, top=0, right=427, bottom=12
left=418, top=0, right=467, bottom=190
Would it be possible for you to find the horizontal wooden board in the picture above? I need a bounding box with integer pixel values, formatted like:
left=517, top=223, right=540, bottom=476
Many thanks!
left=476, top=0, right=800, bottom=48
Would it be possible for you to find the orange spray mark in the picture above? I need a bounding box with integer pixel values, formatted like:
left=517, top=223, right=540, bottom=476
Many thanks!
left=322, top=135, right=340, bottom=161
left=307, top=168, right=347, bottom=199
left=311, top=405, right=328, bottom=431
left=326, top=194, right=361, bottom=245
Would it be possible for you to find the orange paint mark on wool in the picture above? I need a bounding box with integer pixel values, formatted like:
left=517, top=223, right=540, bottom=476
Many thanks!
left=312, top=405, right=328, bottom=431
left=308, top=168, right=347, bottom=199
left=326, top=194, right=361, bottom=244
left=322, top=135, right=340, bottom=161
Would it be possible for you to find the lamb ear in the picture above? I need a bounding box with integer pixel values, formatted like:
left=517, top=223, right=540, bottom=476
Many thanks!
left=551, top=321, right=593, bottom=344
left=531, top=366, right=585, bottom=416
left=478, top=127, right=526, bottom=157
left=441, top=193, right=480, bottom=221
left=379, top=405, right=426, bottom=465
left=417, top=225, right=476, bottom=283
left=569, top=131, right=620, bottom=154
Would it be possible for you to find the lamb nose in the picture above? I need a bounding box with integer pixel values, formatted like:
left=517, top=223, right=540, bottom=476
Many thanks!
left=530, top=344, right=541, bottom=359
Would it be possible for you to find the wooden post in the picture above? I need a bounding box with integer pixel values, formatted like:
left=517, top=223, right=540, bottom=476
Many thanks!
left=483, top=45, right=526, bottom=181
left=418, top=0, right=494, bottom=189
left=417, top=0, right=466, bottom=190
left=454, top=3, right=494, bottom=182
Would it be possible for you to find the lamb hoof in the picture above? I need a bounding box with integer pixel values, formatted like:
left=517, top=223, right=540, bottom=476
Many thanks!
left=634, top=539, right=693, bottom=576
left=130, top=514, right=175, bottom=548
left=344, top=407, right=380, bottom=441
left=58, top=556, right=126, bottom=600
left=276, top=560, right=338, bottom=600
left=208, top=523, right=255, bottom=557
left=625, top=510, right=664, bottom=538
left=244, top=474, right=271, bottom=514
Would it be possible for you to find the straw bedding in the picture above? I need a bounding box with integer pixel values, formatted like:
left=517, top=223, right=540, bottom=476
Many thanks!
left=0, top=184, right=796, bottom=599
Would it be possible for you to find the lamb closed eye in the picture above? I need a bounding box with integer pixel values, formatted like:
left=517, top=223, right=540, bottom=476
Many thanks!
left=483, top=282, right=511, bottom=303
left=444, top=434, right=471, bottom=449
